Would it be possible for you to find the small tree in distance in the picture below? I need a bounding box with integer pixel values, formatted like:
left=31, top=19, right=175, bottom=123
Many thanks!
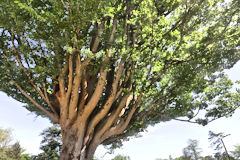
left=231, top=145, right=240, bottom=160
left=0, top=128, right=31, bottom=160
left=182, top=139, right=202, bottom=160
left=111, top=154, right=131, bottom=160
left=208, top=131, right=231, bottom=160
left=1, top=0, right=240, bottom=159
left=33, top=125, right=61, bottom=160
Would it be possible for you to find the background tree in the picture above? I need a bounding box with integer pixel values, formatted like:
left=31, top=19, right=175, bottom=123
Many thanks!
left=174, top=157, right=184, bottom=160
left=111, top=154, right=131, bottom=160
left=182, top=139, right=202, bottom=160
left=157, top=138, right=238, bottom=160
left=0, top=0, right=240, bottom=160
left=32, top=125, right=61, bottom=160
left=0, top=128, right=31, bottom=160
left=208, top=131, right=231, bottom=160
left=201, top=155, right=215, bottom=160
left=230, top=145, right=240, bottom=160
left=21, top=154, right=33, bottom=160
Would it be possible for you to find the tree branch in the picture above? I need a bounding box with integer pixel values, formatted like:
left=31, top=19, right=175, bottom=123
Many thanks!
left=81, top=64, right=108, bottom=119
left=66, top=54, right=73, bottom=103
left=83, top=60, right=125, bottom=146
left=42, top=81, right=59, bottom=117
left=101, top=97, right=141, bottom=141
left=90, top=21, right=104, bottom=53
left=11, top=33, right=59, bottom=118
left=14, top=81, right=58, bottom=123
left=69, top=54, right=82, bottom=120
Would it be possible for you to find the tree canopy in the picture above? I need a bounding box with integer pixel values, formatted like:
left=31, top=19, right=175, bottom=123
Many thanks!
left=0, top=0, right=240, bottom=159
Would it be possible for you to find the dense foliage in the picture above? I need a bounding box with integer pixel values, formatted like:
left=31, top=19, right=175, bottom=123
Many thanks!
left=32, top=125, right=61, bottom=160
left=0, top=0, right=240, bottom=159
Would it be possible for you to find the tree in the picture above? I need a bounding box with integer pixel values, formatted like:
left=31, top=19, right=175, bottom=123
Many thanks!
left=182, top=139, right=202, bottom=160
left=0, top=128, right=12, bottom=149
left=230, top=145, right=240, bottom=160
left=174, top=157, right=184, bottom=160
left=0, top=128, right=29, bottom=160
left=21, top=154, right=33, bottom=160
left=208, top=131, right=231, bottom=160
left=111, top=154, right=131, bottom=160
left=33, top=125, right=61, bottom=160
left=0, top=0, right=240, bottom=159
left=201, top=155, right=215, bottom=160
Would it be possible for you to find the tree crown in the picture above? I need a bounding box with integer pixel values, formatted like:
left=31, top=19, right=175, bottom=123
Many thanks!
left=0, top=0, right=240, bottom=150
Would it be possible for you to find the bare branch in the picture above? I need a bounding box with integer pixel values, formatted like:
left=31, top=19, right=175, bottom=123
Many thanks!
left=95, top=94, right=131, bottom=141
left=58, top=62, right=68, bottom=97
left=84, top=61, right=125, bottom=145
left=66, top=54, right=73, bottom=102
left=101, top=97, right=141, bottom=141
left=91, top=21, right=104, bottom=53
left=42, top=81, right=59, bottom=118
left=102, top=132, right=127, bottom=145
left=78, top=74, right=88, bottom=112
left=14, top=81, right=58, bottom=123
left=108, top=17, right=118, bottom=48
left=81, top=66, right=108, bottom=119
left=69, top=54, right=82, bottom=120
left=151, top=111, right=199, bottom=124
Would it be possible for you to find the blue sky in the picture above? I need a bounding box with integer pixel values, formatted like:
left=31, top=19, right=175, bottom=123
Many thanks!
left=0, top=62, right=239, bottom=160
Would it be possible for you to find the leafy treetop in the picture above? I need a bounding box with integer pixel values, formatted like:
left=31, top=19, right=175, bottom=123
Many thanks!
left=0, top=0, right=240, bottom=156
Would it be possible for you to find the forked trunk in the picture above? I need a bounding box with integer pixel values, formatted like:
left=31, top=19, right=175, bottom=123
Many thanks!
left=59, top=126, right=97, bottom=160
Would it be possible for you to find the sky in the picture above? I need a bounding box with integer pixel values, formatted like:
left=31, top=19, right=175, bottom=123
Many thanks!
left=0, top=61, right=239, bottom=160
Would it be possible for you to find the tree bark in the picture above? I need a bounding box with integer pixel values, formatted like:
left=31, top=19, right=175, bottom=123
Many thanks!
left=59, top=124, right=98, bottom=160
left=60, top=127, right=81, bottom=160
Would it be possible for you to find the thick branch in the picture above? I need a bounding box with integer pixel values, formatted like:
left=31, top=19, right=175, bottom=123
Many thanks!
left=83, top=61, right=125, bottom=145
left=108, top=17, right=118, bottom=48
left=91, top=22, right=104, bottom=53
left=95, top=93, right=132, bottom=141
left=101, top=96, right=141, bottom=141
left=66, top=54, right=73, bottom=103
left=102, top=132, right=127, bottom=145
left=81, top=66, right=108, bottom=119
left=69, top=54, right=82, bottom=120
left=58, top=65, right=67, bottom=97
left=78, top=72, right=88, bottom=112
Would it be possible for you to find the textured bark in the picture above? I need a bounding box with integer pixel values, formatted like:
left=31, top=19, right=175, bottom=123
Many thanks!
left=60, top=127, right=81, bottom=160
left=59, top=124, right=101, bottom=160
left=60, top=124, right=88, bottom=160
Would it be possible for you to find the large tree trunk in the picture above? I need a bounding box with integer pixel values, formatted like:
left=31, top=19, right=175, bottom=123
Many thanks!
left=59, top=125, right=98, bottom=160
left=57, top=94, right=139, bottom=160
